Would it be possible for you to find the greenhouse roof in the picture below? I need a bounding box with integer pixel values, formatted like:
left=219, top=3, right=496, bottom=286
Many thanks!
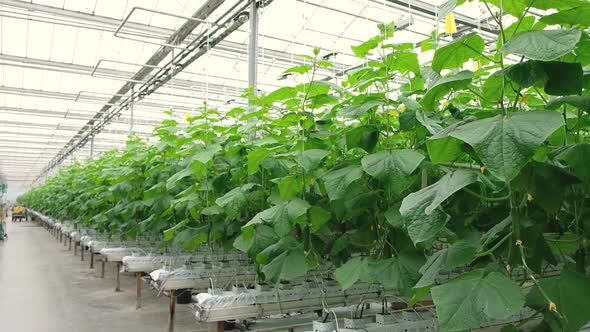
left=0, top=0, right=509, bottom=198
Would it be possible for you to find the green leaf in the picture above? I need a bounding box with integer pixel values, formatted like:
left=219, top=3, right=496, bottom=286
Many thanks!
left=502, top=28, right=581, bottom=61
left=432, top=33, right=484, bottom=73
left=512, top=162, right=580, bottom=213
left=322, top=165, right=364, bottom=201
left=244, top=199, right=310, bottom=237
left=432, top=269, right=525, bottom=332
left=503, top=61, right=583, bottom=96
left=430, top=111, right=564, bottom=181
left=482, top=74, right=504, bottom=104
left=215, top=183, right=256, bottom=219
left=550, top=143, right=590, bottom=180
left=547, top=95, right=590, bottom=112
left=385, top=52, right=420, bottom=74
left=234, top=224, right=279, bottom=256
left=192, top=144, right=222, bottom=164
left=334, top=256, right=369, bottom=289
left=284, top=65, right=312, bottom=75
left=346, top=125, right=379, bottom=152
left=248, top=148, right=273, bottom=175
left=166, top=168, right=192, bottom=190
left=352, top=36, right=382, bottom=58
left=339, top=100, right=385, bottom=118
left=540, top=7, right=590, bottom=27
left=163, top=219, right=188, bottom=242
left=361, top=150, right=425, bottom=194
left=481, top=215, right=512, bottom=248
left=485, top=0, right=590, bottom=18
left=415, top=240, right=478, bottom=288
left=400, top=170, right=481, bottom=244
left=503, top=60, right=548, bottom=88
left=295, top=149, right=330, bottom=171
left=384, top=203, right=403, bottom=228
left=262, top=249, right=307, bottom=283
left=262, top=87, right=299, bottom=104
left=526, top=270, right=590, bottom=332
left=421, top=71, right=473, bottom=111
left=368, top=252, right=424, bottom=294
left=275, top=175, right=303, bottom=200
left=542, top=61, right=583, bottom=96
left=309, top=206, right=331, bottom=233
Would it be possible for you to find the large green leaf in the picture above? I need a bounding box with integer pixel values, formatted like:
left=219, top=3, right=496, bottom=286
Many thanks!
left=503, top=61, right=548, bottom=88
left=429, top=111, right=564, bottom=181
left=346, top=125, right=379, bottom=152
left=432, top=33, right=485, bottom=73
left=339, top=100, right=385, bottom=118
left=502, top=28, right=581, bottom=61
left=166, top=168, right=192, bottom=190
left=415, top=240, right=478, bottom=288
left=244, top=198, right=310, bottom=237
left=334, top=256, right=369, bottom=289
left=421, top=71, right=473, bottom=111
left=526, top=270, right=590, bottom=332
left=234, top=224, right=279, bottom=256
left=503, top=61, right=583, bottom=96
left=368, top=252, right=424, bottom=294
left=480, top=215, right=512, bottom=248
left=384, top=51, right=420, bottom=74
left=400, top=170, right=481, bottom=244
left=322, top=165, right=364, bottom=201
left=361, top=150, right=424, bottom=194
left=215, top=183, right=257, bottom=219
left=262, top=248, right=307, bottom=283
left=540, top=7, right=590, bottom=27
left=550, top=143, right=590, bottom=180
left=432, top=269, right=525, bottom=332
left=486, top=0, right=590, bottom=18
left=512, top=162, right=580, bottom=213
left=192, top=144, right=222, bottom=164
left=248, top=148, right=273, bottom=175
left=547, top=95, right=590, bottom=112
left=295, top=149, right=330, bottom=171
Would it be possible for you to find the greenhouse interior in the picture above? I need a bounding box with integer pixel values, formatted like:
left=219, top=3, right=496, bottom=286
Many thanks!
left=1, top=0, right=590, bottom=331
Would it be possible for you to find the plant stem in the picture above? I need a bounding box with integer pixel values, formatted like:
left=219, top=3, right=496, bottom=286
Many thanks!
left=476, top=231, right=513, bottom=257
left=464, top=188, right=510, bottom=202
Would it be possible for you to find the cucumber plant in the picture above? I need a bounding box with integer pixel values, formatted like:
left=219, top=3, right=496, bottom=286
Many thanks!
left=19, top=1, right=590, bottom=330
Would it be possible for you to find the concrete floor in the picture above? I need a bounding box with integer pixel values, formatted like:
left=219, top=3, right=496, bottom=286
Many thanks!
left=0, top=219, right=201, bottom=332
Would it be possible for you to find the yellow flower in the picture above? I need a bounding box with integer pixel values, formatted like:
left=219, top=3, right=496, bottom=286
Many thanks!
left=473, top=62, right=480, bottom=71
left=479, top=166, right=486, bottom=174
left=518, top=95, right=529, bottom=105
left=443, top=101, right=450, bottom=107
left=527, top=193, right=534, bottom=202
left=300, top=115, right=308, bottom=121
left=185, top=112, right=191, bottom=120
left=515, top=239, right=523, bottom=246
left=549, top=302, right=557, bottom=312
left=388, top=110, right=399, bottom=117
left=399, top=105, right=407, bottom=112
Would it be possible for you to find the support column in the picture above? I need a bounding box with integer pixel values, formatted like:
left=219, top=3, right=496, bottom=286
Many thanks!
left=168, top=290, right=177, bottom=332
left=136, top=272, right=142, bottom=309
left=129, top=84, right=135, bottom=135
left=90, top=134, right=95, bottom=159
left=247, top=0, right=259, bottom=141
left=115, top=262, right=122, bottom=292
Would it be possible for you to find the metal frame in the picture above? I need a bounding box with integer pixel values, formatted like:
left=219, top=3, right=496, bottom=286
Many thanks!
left=114, top=6, right=225, bottom=49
